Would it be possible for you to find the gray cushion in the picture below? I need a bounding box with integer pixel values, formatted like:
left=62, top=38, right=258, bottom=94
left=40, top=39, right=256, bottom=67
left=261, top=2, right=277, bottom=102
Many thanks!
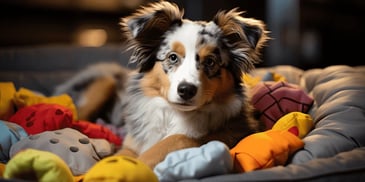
left=291, top=65, right=365, bottom=163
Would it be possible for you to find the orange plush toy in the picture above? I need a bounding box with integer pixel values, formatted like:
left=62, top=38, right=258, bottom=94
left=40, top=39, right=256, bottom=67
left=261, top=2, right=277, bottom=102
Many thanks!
left=230, top=112, right=313, bottom=172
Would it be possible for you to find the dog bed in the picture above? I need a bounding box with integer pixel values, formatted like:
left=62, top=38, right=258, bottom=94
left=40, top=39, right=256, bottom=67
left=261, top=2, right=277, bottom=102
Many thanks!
left=0, top=45, right=365, bottom=181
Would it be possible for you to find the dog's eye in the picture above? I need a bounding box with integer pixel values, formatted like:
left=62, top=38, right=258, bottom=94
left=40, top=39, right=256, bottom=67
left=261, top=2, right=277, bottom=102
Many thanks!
left=168, top=53, right=179, bottom=64
left=204, top=57, right=216, bottom=68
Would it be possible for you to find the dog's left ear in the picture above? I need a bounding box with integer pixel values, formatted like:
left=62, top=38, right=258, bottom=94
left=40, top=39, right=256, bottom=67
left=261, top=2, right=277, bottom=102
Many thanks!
left=120, top=1, right=184, bottom=72
left=213, top=9, right=269, bottom=73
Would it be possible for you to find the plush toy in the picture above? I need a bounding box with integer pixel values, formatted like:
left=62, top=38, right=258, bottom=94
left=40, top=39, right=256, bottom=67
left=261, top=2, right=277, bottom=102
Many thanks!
left=9, top=128, right=114, bottom=176
left=154, top=141, right=233, bottom=182
left=272, top=111, right=313, bottom=139
left=0, top=82, right=16, bottom=120
left=0, top=121, right=28, bottom=163
left=3, top=149, right=75, bottom=182
left=83, top=155, right=158, bottom=182
left=8, top=103, right=74, bottom=135
left=242, top=72, right=313, bottom=130
left=250, top=81, right=313, bottom=130
left=230, top=112, right=313, bottom=172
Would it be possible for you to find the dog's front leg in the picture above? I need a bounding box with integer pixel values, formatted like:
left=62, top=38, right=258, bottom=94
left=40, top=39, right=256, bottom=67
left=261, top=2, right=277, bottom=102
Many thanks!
left=137, top=134, right=201, bottom=169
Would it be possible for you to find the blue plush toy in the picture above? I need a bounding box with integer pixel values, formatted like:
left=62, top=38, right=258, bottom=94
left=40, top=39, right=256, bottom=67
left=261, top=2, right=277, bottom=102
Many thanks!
left=0, top=121, right=28, bottom=163
left=154, top=141, right=233, bottom=182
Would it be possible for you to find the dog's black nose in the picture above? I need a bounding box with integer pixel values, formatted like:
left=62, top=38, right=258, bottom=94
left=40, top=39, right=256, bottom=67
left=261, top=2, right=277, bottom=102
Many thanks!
left=177, top=82, right=197, bottom=100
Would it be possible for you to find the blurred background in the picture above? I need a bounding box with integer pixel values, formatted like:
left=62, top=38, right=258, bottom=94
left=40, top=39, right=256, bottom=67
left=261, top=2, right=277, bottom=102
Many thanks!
left=0, top=0, right=364, bottom=69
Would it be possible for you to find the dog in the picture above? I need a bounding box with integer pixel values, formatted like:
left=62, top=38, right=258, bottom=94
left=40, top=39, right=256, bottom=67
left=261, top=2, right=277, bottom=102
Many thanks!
left=117, top=0, right=269, bottom=159
left=54, top=0, right=269, bottom=168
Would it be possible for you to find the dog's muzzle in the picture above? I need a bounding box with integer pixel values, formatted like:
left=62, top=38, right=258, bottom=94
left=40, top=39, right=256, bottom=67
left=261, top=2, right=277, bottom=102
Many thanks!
left=177, top=82, right=197, bottom=100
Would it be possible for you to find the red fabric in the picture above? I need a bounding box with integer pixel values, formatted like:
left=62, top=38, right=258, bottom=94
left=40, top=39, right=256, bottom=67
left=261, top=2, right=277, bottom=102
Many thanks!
left=251, top=81, right=313, bottom=130
left=8, top=103, right=73, bottom=135
left=9, top=103, right=122, bottom=146
left=72, top=120, right=122, bottom=147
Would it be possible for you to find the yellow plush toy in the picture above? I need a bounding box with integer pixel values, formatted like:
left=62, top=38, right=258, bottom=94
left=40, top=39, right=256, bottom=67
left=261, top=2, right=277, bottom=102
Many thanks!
left=272, top=111, right=313, bottom=139
left=83, top=155, right=158, bottom=182
left=0, top=82, right=16, bottom=120
left=230, top=112, right=313, bottom=172
left=3, top=149, right=76, bottom=182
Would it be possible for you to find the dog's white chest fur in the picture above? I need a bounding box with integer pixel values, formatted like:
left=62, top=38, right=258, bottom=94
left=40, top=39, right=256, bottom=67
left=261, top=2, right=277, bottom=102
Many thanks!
left=123, top=96, right=199, bottom=154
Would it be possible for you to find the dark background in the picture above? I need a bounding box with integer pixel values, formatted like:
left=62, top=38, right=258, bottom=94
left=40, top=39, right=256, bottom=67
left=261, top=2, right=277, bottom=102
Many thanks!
left=0, top=0, right=364, bottom=69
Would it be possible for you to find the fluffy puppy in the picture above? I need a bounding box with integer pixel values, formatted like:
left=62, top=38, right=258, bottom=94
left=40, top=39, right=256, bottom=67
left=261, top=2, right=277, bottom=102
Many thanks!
left=117, top=0, right=269, bottom=166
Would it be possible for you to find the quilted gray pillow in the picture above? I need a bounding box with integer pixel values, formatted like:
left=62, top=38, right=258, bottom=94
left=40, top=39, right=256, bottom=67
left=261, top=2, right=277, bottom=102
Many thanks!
left=290, top=65, right=365, bottom=163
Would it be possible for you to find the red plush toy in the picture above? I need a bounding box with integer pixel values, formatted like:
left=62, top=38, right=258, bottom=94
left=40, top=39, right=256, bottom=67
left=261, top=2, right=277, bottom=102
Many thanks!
left=8, top=103, right=122, bottom=146
left=8, top=103, right=73, bottom=135
left=250, top=81, right=313, bottom=130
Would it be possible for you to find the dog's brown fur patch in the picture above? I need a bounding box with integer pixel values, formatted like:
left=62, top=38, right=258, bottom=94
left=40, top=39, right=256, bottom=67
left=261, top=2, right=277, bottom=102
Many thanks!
left=172, top=41, right=186, bottom=58
left=140, top=62, right=170, bottom=98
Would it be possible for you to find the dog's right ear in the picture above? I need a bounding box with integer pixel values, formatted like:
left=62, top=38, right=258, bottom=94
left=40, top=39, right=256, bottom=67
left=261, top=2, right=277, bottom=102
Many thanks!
left=120, top=1, right=184, bottom=72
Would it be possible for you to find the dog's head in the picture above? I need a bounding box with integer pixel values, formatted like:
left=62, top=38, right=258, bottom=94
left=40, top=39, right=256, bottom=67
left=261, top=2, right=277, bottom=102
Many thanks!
left=120, top=1, right=269, bottom=111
